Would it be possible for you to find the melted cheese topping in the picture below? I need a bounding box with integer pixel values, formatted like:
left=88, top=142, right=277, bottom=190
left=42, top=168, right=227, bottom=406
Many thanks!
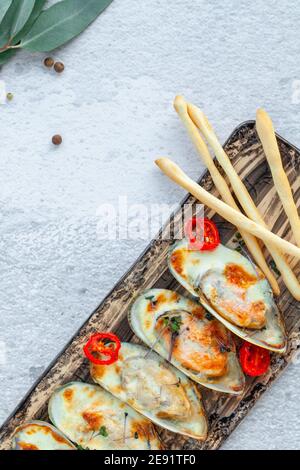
left=170, top=244, right=270, bottom=330
left=49, top=382, right=162, bottom=450
left=121, top=357, right=191, bottom=420
left=224, top=264, right=259, bottom=289
left=13, top=422, right=74, bottom=450
left=155, top=312, right=230, bottom=377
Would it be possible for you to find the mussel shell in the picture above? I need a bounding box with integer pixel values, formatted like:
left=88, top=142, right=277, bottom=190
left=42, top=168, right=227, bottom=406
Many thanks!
left=168, top=239, right=287, bottom=353
left=129, top=288, right=245, bottom=394
left=12, top=420, right=75, bottom=450
left=48, top=382, right=163, bottom=450
left=90, top=342, right=208, bottom=440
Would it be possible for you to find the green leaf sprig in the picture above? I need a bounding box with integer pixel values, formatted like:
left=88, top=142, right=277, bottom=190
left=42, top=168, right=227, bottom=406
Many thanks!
left=163, top=315, right=183, bottom=334
left=76, top=443, right=90, bottom=451
left=163, top=315, right=182, bottom=361
left=98, top=425, right=108, bottom=438
left=0, top=1, right=13, bottom=25
left=0, top=0, right=113, bottom=66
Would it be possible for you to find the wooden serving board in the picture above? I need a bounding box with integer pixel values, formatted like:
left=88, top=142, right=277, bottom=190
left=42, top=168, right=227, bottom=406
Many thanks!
left=0, top=121, right=299, bottom=450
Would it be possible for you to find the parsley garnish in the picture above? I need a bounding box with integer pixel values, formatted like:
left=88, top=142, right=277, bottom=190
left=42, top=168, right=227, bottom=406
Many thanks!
left=76, top=444, right=90, bottom=450
left=99, top=426, right=108, bottom=437
left=169, top=316, right=182, bottom=334
left=165, top=315, right=182, bottom=361
left=162, top=315, right=182, bottom=334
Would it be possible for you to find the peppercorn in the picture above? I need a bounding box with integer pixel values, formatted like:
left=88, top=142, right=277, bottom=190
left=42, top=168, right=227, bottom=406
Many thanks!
left=54, top=61, right=64, bottom=73
left=52, top=135, right=62, bottom=146
left=6, top=92, right=13, bottom=101
left=44, top=57, right=54, bottom=68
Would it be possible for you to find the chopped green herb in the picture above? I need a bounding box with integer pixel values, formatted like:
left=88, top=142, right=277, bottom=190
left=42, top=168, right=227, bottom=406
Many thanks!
left=145, top=295, right=154, bottom=301
left=169, top=316, right=182, bottom=334
left=99, top=426, right=108, bottom=437
left=167, top=316, right=182, bottom=361
left=76, top=444, right=90, bottom=450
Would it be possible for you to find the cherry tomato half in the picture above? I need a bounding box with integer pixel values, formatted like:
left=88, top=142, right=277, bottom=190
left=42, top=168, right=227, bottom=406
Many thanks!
left=239, top=341, right=270, bottom=377
left=83, top=332, right=121, bottom=365
left=184, top=217, right=220, bottom=251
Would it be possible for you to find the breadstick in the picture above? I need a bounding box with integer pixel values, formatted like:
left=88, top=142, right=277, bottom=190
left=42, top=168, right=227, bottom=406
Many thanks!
left=256, top=108, right=300, bottom=247
left=188, top=103, right=300, bottom=300
left=174, top=96, right=280, bottom=295
left=155, top=158, right=300, bottom=265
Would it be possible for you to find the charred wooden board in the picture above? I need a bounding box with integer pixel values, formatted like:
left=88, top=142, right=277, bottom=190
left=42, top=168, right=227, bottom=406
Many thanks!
left=0, top=121, right=299, bottom=450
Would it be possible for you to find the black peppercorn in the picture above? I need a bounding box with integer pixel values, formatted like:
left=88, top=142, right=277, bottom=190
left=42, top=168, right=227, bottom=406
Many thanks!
left=44, top=57, right=54, bottom=68
left=54, top=61, right=65, bottom=73
left=52, top=135, right=62, bottom=146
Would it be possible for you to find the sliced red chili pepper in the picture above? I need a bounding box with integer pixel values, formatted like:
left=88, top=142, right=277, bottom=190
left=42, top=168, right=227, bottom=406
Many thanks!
left=184, top=217, right=220, bottom=251
left=239, top=341, right=270, bottom=377
left=83, top=332, right=121, bottom=365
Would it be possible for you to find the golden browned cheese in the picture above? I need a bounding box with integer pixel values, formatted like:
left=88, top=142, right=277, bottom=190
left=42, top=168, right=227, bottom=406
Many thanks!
left=204, top=263, right=267, bottom=329
left=155, top=314, right=230, bottom=377
left=63, top=388, right=74, bottom=402
left=18, top=423, right=69, bottom=444
left=170, top=249, right=187, bottom=278
left=224, top=264, right=259, bottom=289
left=82, top=410, right=104, bottom=431
left=17, top=442, right=39, bottom=450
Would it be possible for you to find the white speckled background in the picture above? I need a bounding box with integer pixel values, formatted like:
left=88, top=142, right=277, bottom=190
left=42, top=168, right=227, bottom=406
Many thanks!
left=1, top=0, right=300, bottom=450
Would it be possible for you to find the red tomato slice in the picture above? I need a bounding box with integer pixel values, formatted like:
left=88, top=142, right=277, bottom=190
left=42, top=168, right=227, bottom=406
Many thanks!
left=184, top=217, right=220, bottom=251
left=239, top=341, right=270, bottom=377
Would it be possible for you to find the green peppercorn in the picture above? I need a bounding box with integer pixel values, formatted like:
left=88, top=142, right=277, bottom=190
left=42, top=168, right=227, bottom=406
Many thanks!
left=6, top=92, right=13, bottom=101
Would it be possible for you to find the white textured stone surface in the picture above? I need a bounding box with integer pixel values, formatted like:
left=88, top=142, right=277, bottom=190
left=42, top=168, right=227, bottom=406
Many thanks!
left=1, top=0, right=300, bottom=450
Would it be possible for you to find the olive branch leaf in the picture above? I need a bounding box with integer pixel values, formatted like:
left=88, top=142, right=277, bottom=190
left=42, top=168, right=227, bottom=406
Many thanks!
left=0, top=0, right=114, bottom=65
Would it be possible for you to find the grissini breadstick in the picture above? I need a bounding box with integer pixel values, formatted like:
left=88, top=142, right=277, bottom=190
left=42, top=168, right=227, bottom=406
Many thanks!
left=187, top=103, right=300, bottom=300
left=174, top=95, right=280, bottom=295
left=155, top=157, right=300, bottom=263
left=256, top=108, right=300, bottom=247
